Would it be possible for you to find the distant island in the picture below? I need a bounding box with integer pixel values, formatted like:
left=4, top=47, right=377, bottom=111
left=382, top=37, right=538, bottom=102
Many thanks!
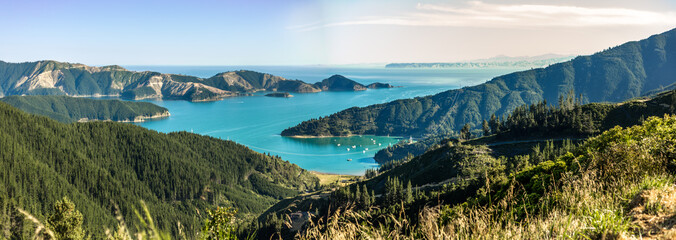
left=314, top=75, right=396, bottom=91
left=0, top=61, right=395, bottom=102
left=0, top=95, right=169, bottom=123
left=265, top=92, right=293, bottom=98
left=386, top=54, right=573, bottom=69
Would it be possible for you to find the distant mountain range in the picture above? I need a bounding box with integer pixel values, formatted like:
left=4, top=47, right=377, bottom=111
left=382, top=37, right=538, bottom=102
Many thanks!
left=282, top=28, right=676, bottom=138
left=386, top=54, right=574, bottom=69
left=0, top=61, right=393, bottom=101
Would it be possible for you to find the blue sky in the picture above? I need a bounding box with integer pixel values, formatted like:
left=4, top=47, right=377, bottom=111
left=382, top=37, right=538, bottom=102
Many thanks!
left=1, top=0, right=675, bottom=65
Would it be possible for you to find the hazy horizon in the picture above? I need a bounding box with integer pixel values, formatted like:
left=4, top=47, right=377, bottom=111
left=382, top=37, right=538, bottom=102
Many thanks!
left=1, top=0, right=675, bottom=66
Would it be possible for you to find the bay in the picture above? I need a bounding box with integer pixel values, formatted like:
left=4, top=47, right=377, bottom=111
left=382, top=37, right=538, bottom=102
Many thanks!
left=124, top=66, right=521, bottom=175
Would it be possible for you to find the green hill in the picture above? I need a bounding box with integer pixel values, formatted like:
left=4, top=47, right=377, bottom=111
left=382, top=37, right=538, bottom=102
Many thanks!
left=0, top=95, right=169, bottom=123
left=0, top=101, right=319, bottom=238
left=282, top=28, right=676, bottom=138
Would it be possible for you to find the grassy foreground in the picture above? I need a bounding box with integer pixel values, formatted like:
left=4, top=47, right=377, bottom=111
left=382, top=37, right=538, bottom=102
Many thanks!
left=294, top=115, right=676, bottom=240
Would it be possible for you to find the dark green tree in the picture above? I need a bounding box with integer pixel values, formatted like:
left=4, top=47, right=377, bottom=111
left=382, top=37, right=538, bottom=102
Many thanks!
left=405, top=180, right=413, bottom=204
left=482, top=120, right=490, bottom=136
left=361, top=185, right=371, bottom=207
left=489, top=114, right=500, bottom=134
left=460, top=124, right=471, bottom=140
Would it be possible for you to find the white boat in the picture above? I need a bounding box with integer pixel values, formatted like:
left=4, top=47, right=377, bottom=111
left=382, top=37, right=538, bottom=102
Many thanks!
left=337, top=144, right=341, bottom=146
left=352, top=145, right=356, bottom=148
left=347, top=148, right=350, bottom=151
left=347, top=159, right=352, bottom=161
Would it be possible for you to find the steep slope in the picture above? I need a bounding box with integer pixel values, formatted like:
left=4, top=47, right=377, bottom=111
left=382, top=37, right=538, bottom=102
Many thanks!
left=282, top=28, right=676, bottom=137
left=0, top=102, right=319, bottom=238
left=0, top=95, right=169, bottom=123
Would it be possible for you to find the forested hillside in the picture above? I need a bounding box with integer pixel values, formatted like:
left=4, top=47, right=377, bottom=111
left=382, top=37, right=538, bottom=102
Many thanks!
left=374, top=89, right=676, bottom=164
left=281, top=115, right=676, bottom=239
left=0, top=95, right=169, bottom=123
left=282, top=28, right=676, bottom=138
left=0, top=102, right=319, bottom=238
left=261, top=89, right=676, bottom=239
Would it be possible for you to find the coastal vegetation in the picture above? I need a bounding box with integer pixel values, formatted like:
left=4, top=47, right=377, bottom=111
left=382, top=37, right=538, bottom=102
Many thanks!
left=264, top=92, right=293, bottom=98
left=0, top=95, right=169, bottom=123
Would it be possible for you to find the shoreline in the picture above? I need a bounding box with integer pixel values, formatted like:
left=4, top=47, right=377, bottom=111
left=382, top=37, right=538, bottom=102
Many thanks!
left=78, top=111, right=171, bottom=123
left=119, top=111, right=171, bottom=123
left=310, top=171, right=361, bottom=186
left=283, top=134, right=404, bottom=139
left=309, top=170, right=360, bottom=177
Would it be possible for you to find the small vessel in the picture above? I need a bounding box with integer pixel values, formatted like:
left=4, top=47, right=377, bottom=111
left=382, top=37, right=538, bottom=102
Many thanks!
left=337, top=143, right=341, bottom=146
left=379, top=143, right=382, bottom=146
left=347, top=159, right=352, bottom=161
left=347, top=148, right=350, bottom=151
left=362, top=150, right=366, bottom=153
left=352, top=145, right=356, bottom=148
left=365, top=148, right=368, bottom=151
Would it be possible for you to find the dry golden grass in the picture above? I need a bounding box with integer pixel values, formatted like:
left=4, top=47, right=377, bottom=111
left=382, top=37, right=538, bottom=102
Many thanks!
left=296, top=172, right=676, bottom=240
left=311, top=171, right=359, bottom=187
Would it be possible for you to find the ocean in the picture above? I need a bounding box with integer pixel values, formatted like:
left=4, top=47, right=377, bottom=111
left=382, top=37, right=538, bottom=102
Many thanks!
left=124, top=65, right=521, bottom=175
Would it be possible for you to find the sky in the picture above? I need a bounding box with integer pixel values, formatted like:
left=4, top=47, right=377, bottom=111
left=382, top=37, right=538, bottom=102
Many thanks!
left=0, top=0, right=675, bottom=66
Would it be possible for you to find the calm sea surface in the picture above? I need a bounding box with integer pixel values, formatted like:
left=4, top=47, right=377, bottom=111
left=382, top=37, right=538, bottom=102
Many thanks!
left=123, top=65, right=521, bottom=175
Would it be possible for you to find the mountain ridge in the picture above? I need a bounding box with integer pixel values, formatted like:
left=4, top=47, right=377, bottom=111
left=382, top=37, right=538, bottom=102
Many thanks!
left=282, top=27, right=676, bottom=138
left=0, top=61, right=392, bottom=101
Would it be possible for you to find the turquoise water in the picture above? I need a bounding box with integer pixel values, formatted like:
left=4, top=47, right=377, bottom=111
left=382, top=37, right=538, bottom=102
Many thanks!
left=124, top=66, right=520, bottom=175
